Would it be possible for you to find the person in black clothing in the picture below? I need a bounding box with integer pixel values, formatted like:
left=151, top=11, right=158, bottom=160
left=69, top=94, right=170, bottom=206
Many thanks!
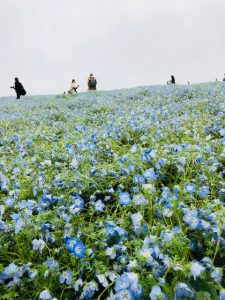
left=167, top=75, right=175, bottom=84
left=87, top=73, right=97, bottom=90
left=11, top=78, right=26, bottom=99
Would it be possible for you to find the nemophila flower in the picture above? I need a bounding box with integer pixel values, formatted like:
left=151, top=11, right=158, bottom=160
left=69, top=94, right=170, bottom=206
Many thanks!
left=3, top=198, right=14, bottom=207
left=131, top=186, right=139, bottom=193
left=14, top=218, right=26, bottom=235
left=173, top=226, right=181, bottom=234
left=211, top=268, right=223, bottom=283
left=191, top=261, right=205, bottom=280
left=141, top=148, right=157, bottom=162
left=177, top=156, right=186, bottom=165
left=60, top=270, right=73, bottom=285
left=106, top=246, right=117, bottom=259
left=39, top=289, right=52, bottom=300
left=182, top=209, right=200, bottom=230
left=198, top=185, right=210, bottom=197
left=149, top=285, right=165, bottom=300
left=130, top=282, right=143, bottom=299
left=73, top=240, right=86, bottom=258
left=115, top=273, right=135, bottom=292
left=133, top=175, right=146, bottom=185
left=130, top=144, right=137, bottom=153
left=161, top=230, right=174, bottom=243
left=133, top=194, right=147, bottom=206
left=69, top=196, right=84, bottom=214
left=184, top=182, right=196, bottom=193
left=155, top=158, right=167, bottom=170
left=220, top=289, right=225, bottom=300
left=130, top=212, right=142, bottom=227
left=80, top=281, right=98, bottom=300
left=115, top=289, right=133, bottom=300
left=173, top=185, right=180, bottom=193
left=175, top=283, right=195, bottom=299
left=163, top=207, right=173, bottom=217
left=32, top=239, right=45, bottom=253
left=96, top=274, right=108, bottom=287
left=143, top=168, right=158, bottom=181
left=107, top=271, right=118, bottom=282
left=94, top=199, right=105, bottom=212
left=43, top=257, right=59, bottom=271
left=3, top=263, right=19, bottom=279
left=74, top=278, right=83, bottom=292
left=119, top=192, right=131, bottom=206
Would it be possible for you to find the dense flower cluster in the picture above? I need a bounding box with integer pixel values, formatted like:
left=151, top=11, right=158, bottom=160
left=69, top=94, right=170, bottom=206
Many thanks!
left=1, top=83, right=225, bottom=298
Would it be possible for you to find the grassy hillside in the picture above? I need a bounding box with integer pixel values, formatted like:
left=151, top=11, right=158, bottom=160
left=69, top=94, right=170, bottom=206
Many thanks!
left=1, top=83, right=225, bottom=299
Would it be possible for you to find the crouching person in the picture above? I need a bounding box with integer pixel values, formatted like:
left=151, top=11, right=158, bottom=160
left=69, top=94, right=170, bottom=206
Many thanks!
left=68, top=79, right=79, bottom=94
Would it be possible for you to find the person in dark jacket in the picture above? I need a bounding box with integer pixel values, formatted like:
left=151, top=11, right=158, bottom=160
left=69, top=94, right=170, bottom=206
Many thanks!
left=11, top=78, right=26, bottom=99
left=87, top=73, right=97, bottom=90
left=167, top=75, right=175, bottom=84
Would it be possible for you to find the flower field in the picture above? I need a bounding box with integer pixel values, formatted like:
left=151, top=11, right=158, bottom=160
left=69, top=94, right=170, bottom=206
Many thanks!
left=1, top=83, right=225, bottom=299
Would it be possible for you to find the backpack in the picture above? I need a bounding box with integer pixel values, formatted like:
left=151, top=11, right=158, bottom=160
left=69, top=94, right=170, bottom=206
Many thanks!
left=89, top=78, right=96, bottom=88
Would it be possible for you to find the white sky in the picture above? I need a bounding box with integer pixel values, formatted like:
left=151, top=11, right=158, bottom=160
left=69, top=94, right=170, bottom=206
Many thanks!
left=0, top=0, right=225, bottom=96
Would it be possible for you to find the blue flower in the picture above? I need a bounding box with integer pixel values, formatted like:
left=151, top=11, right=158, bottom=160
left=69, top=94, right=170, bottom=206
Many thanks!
left=220, top=289, right=225, bottom=300
left=115, top=274, right=130, bottom=292
left=142, top=168, right=158, bottom=181
left=184, top=182, right=196, bottom=193
left=32, top=239, right=45, bottom=253
left=39, top=289, right=52, bottom=300
left=3, top=263, right=19, bottom=279
left=94, top=199, right=105, bottom=212
left=60, top=270, right=73, bottom=285
left=198, top=186, right=210, bottom=197
left=133, top=194, right=147, bottom=206
left=115, top=289, right=133, bottom=300
left=43, top=258, right=59, bottom=271
left=149, top=285, right=165, bottom=300
left=119, top=192, right=131, bottom=206
left=211, top=268, right=222, bottom=283
left=73, top=240, right=86, bottom=258
left=133, top=175, right=146, bottom=185
left=190, top=261, right=205, bottom=280
left=175, top=283, right=194, bottom=299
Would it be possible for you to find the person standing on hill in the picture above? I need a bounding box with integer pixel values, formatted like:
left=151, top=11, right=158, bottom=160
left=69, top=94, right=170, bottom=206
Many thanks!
left=167, top=75, right=175, bottom=84
left=223, top=74, right=225, bottom=82
left=10, top=77, right=26, bottom=99
left=87, top=73, right=97, bottom=91
left=68, top=79, right=79, bottom=94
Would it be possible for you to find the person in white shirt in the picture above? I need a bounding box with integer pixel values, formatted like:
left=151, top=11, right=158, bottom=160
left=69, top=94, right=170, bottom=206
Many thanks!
left=68, top=79, right=79, bottom=94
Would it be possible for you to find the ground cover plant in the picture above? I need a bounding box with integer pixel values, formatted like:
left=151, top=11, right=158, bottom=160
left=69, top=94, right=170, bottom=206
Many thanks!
left=1, top=83, right=225, bottom=299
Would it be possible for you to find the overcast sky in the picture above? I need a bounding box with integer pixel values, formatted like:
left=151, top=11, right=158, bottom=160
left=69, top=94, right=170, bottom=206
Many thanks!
left=0, top=0, right=225, bottom=96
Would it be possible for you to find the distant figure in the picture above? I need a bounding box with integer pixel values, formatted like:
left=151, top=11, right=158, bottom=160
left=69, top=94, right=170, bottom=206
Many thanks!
left=223, top=74, right=225, bottom=82
left=10, top=77, right=26, bottom=99
left=188, top=81, right=190, bottom=85
left=68, top=79, right=79, bottom=94
left=167, top=75, right=175, bottom=84
left=88, top=73, right=97, bottom=90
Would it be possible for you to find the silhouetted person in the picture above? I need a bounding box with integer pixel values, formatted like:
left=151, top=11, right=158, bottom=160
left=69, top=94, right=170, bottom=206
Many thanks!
left=167, top=75, right=175, bottom=85
left=68, top=79, right=79, bottom=94
left=223, top=74, right=225, bottom=82
left=11, top=78, right=26, bottom=99
left=87, top=73, right=97, bottom=90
